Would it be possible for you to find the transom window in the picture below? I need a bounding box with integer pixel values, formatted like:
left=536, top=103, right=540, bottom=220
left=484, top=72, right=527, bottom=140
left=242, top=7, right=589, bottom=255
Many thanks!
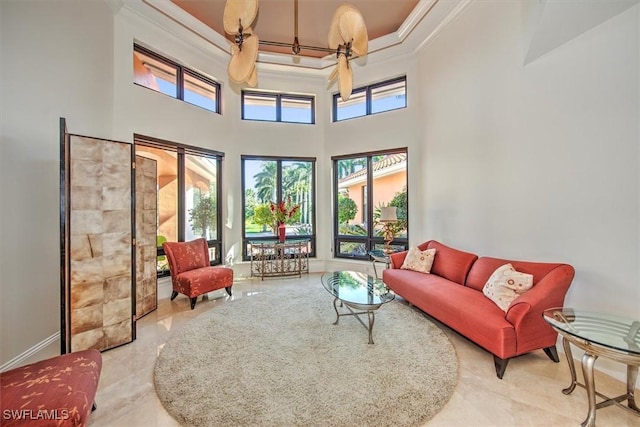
left=333, top=149, right=408, bottom=259
left=133, top=44, right=221, bottom=114
left=333, top=76, right=407, bottom=122
left=242, top=91, right=315, bottom=124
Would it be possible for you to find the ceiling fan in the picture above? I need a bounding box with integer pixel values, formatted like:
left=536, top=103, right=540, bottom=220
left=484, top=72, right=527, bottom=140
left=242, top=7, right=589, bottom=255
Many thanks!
left=223, top=0, right=369, bottom=101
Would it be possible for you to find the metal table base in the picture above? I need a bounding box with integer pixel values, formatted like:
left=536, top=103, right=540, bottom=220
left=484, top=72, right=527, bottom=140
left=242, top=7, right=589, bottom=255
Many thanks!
left=332, top=298, right=382, bottom=344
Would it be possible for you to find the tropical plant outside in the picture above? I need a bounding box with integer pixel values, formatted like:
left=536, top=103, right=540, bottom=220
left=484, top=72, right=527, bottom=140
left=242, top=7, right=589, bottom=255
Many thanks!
left=252, top=199, right=301, bottom=235
left=188, top=193, right=216, bottom=238
left=338, top=193, right=357, bottom=224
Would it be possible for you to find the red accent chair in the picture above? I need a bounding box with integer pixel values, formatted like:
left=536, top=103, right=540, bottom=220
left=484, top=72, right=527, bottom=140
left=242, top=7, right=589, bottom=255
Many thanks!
left=163, top=238, right=234, bottom=309
left=0, top=349, right=102, bottom=427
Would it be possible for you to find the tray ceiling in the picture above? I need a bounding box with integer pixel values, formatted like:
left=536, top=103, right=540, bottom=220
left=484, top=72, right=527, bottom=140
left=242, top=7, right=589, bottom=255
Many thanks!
left=171, top=0, right=420, bottom=58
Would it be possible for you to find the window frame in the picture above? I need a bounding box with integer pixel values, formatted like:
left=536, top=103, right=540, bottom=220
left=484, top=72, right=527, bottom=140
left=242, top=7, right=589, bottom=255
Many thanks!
left=241, top=155, right=317, bottom=261
left=241, top=90, right=316, bottom=124
left=134, top=134, right=225, bottom=276
left=332, top=148, right=409, bottom=261
left=332, top=76, right=407, bottom=122
left=133, top=44, right=221, bottom=114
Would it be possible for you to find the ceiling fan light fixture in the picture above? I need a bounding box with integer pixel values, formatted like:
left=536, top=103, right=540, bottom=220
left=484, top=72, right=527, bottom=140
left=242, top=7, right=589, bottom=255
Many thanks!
left=223, top=0, right=368, bottom=100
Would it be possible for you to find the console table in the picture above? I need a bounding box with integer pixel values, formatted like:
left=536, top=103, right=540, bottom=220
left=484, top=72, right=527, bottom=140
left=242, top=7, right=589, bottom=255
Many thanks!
left=543, top=308, right=640, bottom=427
left=249, top=239, right=310, bottom=280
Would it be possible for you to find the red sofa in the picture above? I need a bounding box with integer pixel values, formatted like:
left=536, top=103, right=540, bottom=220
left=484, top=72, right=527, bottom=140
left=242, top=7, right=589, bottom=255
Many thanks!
left=0, top=349, right=102, bottom=426
left=382, top=240, right=575, bottom=378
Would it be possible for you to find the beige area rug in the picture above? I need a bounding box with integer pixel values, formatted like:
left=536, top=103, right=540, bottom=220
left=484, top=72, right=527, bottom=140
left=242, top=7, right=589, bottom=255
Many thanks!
left=154, top=281, right=458, bottom=426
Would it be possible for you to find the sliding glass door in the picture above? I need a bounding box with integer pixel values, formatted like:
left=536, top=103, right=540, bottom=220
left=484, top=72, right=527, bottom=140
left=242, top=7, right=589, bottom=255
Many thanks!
left=135, top=135, right=224, bottom=273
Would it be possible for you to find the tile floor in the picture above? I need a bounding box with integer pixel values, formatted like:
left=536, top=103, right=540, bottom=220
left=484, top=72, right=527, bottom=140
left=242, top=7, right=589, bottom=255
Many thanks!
left=81, top=273, right=639, bottom=427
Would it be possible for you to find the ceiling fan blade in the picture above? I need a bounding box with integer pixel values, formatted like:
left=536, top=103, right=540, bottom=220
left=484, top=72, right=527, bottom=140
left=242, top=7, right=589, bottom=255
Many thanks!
left=339, top=8, right=368, bottom=57
left=328, top=4, right=357, bottom=49
left=328, top=65, right=339, bottom=83
left=228, top=33, right=259, bottom=84
left=223, top=0, right=259, bottom=35
left=338, top=55, right=353, bottom=101
left=246, top=65, right=258, bottom=87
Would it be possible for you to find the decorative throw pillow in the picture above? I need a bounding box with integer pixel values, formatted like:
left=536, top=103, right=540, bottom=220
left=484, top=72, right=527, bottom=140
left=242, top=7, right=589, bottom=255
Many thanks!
left=482, top=263, right=533, bottom=312
left=401, top=247, right=436, bottom=274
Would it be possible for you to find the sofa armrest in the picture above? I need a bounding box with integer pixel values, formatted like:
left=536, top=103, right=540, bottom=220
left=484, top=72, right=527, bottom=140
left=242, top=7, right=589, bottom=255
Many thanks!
left=389, top=241, right=432, bottom=269
left=505, top=264, right=575, bottom=330
left=389, top=250, right=408, bottom=269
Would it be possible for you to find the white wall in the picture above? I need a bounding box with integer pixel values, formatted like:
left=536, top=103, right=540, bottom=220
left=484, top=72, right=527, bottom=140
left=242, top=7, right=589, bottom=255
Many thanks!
left=417, top=1, right=639, bottom=378
left=0, top=0, right=115, bottom=364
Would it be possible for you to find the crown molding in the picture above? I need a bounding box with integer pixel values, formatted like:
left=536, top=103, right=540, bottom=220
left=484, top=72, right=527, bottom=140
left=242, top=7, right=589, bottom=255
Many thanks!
left=122, top=0, right=470, bottom=76
left=412, top=0, right=471, bottom=53
left=398, top=0, right=439, bottom=40
left=138, top=0, right=230, bottom=54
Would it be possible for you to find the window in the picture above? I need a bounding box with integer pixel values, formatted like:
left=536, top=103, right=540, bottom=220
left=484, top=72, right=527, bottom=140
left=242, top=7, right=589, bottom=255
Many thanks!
left=242, top=91, right=315, bottom=124
left=135, top=135, right=224, bottom=275
left=333, top=76, right=406, bottom=122
left=242, top=156, right=316, bottom=260
left=333, top=149, right=408, bottom=260
left=133, top=44, right=221, bottom=114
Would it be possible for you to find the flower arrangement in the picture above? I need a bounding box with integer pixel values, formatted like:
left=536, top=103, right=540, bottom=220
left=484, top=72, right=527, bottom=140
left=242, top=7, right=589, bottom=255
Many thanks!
left=270, top=198, right=300, bottom=226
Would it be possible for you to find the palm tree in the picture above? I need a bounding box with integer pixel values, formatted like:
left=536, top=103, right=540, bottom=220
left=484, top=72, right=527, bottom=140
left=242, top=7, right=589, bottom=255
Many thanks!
left=254, top=161, right=277, bottom=203
left=283, top=162, right=312, bottom=225
left=337, top=158, right=366, bottom=180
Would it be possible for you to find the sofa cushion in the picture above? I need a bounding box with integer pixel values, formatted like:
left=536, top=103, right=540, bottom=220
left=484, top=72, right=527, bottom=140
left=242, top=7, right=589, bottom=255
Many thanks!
left=383, top=268, right=459, bottom=307
left=482, top=263, right=533, bottom=311
left=425, top=241, right=478, bottom=285
left=383, top=267, right=517, bottom=358
left=175, top=266, right=234, bottom=298
left=401, top=247, right=436, bottom=273
left=466, top=257, right=565, bottom=291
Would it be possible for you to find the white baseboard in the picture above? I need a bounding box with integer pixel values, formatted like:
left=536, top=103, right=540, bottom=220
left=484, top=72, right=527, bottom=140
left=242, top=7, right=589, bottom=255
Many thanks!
left=0, top=332, right=60, bottom=373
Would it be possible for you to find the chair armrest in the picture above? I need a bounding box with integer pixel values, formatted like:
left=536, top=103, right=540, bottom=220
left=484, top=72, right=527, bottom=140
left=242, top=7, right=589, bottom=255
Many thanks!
left=506, top=264, right=575, bottom=330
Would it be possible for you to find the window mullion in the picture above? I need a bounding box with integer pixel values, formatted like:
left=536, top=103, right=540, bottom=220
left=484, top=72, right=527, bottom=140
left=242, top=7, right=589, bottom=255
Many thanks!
left=276, top=160, right=283, bottom=203
left=366, top=156, right=374, bottom=251
left=177, top=147, right=186, bottom=242
left=177, top=67, right=185, bottom=100
left=276, top=95, right=282, bottom=122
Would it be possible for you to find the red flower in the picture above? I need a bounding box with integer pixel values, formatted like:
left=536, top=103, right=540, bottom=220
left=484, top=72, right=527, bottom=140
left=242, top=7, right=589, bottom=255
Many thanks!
left=269, top=199, right=300, bottom=225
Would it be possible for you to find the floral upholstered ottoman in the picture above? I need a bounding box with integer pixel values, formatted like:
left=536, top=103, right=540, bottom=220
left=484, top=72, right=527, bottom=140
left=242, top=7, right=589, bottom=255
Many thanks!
left=1, top=349, right=102, bottom=426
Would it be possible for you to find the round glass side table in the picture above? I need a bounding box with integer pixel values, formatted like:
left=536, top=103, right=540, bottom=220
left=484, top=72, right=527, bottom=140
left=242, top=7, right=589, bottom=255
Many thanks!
left=368, top=249, right=392, bottom=278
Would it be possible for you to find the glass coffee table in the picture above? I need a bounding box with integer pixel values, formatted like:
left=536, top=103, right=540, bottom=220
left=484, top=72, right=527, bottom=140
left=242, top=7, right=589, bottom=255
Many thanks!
left=543, top=308, right=640, bottom=427
left=321, top=271, right=395, bottom=344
